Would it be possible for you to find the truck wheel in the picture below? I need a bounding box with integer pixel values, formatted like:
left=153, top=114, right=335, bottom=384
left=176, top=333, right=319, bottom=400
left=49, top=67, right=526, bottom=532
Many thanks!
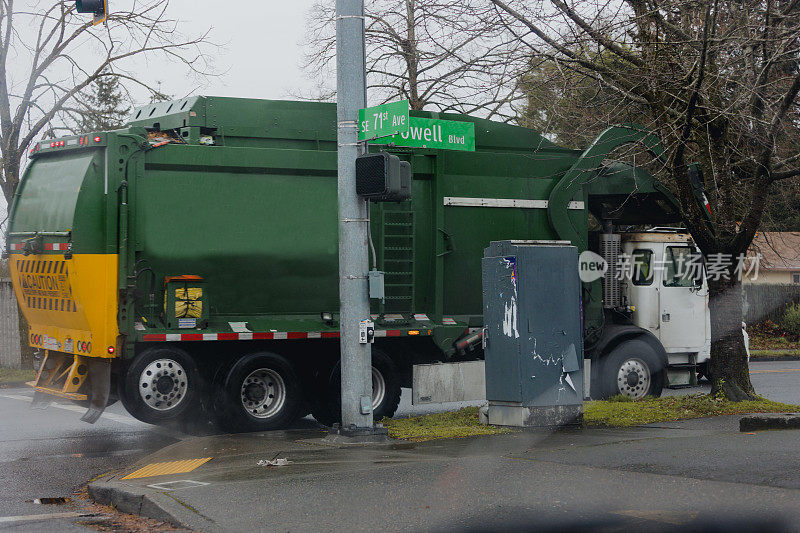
left=219, top=352, right=302, bottom=432
left=601, top=339, right=664, bottom=400
left=119, top=347, right=200, bottom=424
left=310, top=348, right=402, bottom=427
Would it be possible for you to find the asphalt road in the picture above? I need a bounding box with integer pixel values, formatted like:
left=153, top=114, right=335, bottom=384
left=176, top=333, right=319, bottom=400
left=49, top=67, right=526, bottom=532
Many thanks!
left=0, top=390, right=182, bottom=531
left=747, top=359, right=800, bottom=403
left=661, top=359, right=800, bottom=404
left=0, top=359, right=798, bottom=531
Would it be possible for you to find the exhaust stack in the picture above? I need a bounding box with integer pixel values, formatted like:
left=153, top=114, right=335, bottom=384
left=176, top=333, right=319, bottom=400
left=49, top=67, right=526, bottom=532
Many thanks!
left=599, top=231, right=621, bottom=309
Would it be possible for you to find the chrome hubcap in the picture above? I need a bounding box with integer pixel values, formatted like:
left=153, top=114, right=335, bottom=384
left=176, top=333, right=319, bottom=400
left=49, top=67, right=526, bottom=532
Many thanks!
left=240, top=368, right=286, bottom=419
left=371, top=366, right=386, bottom=410
left=139, top=359, right=187, bottom=411
left=616, top=358, right=651, bottom=399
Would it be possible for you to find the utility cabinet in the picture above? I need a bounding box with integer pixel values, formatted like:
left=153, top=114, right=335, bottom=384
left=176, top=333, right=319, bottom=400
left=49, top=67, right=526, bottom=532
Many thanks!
left=482, top=241, right=583, bottom=427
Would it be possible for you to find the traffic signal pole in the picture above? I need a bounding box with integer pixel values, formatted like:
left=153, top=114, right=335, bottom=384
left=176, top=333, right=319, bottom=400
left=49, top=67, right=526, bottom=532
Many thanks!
left=336, top=0, right=374, bottom=429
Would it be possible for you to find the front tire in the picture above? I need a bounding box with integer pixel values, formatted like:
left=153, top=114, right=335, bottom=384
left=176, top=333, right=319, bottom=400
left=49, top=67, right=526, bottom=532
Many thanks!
left=218, top=352, right=303, bottom=432
left=119, top=347, right=200, bottom=425
left=600, top=339, right=664, bottom=400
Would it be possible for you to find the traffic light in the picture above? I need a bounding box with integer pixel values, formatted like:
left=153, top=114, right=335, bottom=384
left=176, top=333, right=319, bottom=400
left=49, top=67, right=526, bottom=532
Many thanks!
left=356, top=152, right=412, bottom=202
left=75, top=0, right=108, bottom=25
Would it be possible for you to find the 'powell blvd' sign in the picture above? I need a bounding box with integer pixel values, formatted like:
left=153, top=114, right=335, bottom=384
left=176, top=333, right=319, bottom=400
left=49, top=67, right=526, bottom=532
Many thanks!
left=372, top=117, right=475, bottom=152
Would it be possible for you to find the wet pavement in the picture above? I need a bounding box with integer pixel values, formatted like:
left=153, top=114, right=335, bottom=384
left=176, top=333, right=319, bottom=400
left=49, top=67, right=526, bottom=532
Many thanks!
left=0, top=388, right=184, bottom=531
left=87, top=361, right=800, bottom=532
left=91, top=416, right=800, bottom=532
left=1, top=360, right=799, bottom=531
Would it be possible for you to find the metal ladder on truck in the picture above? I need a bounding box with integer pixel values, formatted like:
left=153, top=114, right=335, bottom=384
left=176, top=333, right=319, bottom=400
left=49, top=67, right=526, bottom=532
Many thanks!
left=379, top=203, right=415, bottom=319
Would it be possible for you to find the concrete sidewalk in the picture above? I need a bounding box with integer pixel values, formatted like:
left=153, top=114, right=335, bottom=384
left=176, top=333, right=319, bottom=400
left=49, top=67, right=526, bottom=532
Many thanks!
left=89, top=417, right=800, bottom=532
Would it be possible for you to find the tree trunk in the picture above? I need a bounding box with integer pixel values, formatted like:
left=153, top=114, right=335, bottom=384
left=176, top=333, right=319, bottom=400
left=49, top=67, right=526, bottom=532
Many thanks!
left=1, top=147, right=21, bottom=204
left=708, top=278, right=756, bottom=401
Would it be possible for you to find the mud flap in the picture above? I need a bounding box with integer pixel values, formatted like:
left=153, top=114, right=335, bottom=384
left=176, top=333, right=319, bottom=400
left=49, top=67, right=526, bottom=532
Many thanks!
left=80, top=359, right=112, bottom=424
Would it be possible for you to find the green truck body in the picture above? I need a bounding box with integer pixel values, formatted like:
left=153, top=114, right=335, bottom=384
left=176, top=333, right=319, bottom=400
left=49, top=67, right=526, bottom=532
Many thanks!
left=6, top=96, right=681, bottom=430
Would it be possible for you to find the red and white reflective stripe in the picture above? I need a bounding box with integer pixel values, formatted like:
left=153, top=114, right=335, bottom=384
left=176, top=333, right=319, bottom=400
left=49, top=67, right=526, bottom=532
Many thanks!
left=413, top=314, right=430, bottom=321
left=141, top=331, right=412, bottom=342
left=442, top=317, right=457, bottom=325
left=9, top=243, right=69, bottom=251
left=702, top=193, right=712, bottom=215
left=373, top=330, right=403, bottom=338
left=141, top=330, right=408, bottom=342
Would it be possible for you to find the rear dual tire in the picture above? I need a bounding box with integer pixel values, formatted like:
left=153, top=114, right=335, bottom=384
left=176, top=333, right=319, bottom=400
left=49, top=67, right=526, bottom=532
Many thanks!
left=120, top=346, right=399, bottom=432
left=119, top=347, right=201, bottom=425
left=121, top=348, right=304, bottom=432
left=216, top=352, right=303, bottom=433
left=310, top=348, right=402, bottom=427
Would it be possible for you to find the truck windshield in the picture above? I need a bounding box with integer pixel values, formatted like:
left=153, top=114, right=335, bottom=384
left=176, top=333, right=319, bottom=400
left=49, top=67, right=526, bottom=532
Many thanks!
left=663, top=246, right=702, bottom=287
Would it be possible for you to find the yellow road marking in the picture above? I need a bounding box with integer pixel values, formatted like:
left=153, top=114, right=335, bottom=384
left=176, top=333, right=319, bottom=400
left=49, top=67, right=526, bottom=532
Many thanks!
left=121, top=457, right=212, bottom=480
left=750, top=369, right=800, bottom=374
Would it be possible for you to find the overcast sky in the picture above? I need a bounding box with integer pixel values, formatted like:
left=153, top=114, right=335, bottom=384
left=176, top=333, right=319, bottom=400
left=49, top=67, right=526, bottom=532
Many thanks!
left=159, top=0, right=320, bottom=100
left=1, top=1, right=322, bottom=238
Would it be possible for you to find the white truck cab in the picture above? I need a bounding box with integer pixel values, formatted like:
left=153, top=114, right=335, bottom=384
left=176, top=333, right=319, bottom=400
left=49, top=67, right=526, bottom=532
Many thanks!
left=621, top=231, right=711, bottom=389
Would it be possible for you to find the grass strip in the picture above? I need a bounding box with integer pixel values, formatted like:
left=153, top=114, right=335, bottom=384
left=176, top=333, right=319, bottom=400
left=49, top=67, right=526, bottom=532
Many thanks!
left=380, top=406, right=512, bottom=442
left=0, top=368, right=35, bottom=385
left=584, top=394, right=800, bottom=427
left=381, top=394, right=800, bottom=440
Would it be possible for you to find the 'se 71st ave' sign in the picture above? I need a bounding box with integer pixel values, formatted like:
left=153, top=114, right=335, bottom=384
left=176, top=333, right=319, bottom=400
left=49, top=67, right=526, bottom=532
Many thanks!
left=358, top=99, right=410, bottom=141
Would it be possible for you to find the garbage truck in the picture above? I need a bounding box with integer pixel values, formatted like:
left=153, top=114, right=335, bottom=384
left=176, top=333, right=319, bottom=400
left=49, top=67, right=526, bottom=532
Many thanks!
left=4, top=96, right=710, bottom=430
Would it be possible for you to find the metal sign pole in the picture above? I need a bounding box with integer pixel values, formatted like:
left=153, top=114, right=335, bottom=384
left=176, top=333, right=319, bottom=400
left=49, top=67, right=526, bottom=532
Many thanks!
left=336, top=0, right=373, bottom=429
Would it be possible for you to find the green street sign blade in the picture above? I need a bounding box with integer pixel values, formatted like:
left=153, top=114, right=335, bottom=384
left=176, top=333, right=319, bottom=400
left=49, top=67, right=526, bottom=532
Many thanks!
left=358, top=99, right=410, bottom=141
left=371, top=117, right=476, bottom=151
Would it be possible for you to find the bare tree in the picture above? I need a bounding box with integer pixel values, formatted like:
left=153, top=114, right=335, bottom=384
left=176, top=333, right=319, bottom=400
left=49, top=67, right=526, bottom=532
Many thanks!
left=490, top=0, right=800, bottom=400
left=0, top=0, right=214, bottom=369
left=303, top=0, right=525, bottom=119
left=0, top=0, right=215, bottom=206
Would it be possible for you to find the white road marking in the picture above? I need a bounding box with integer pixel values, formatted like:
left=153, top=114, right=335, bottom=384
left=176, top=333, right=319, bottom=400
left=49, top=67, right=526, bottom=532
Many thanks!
left=0, top=393, right=137, bottom=426
left=0, top=511, right=83, bottom=523
left=0, top=393, right=34, bottom=402
left=0, top=392, right=187, bottom=439
left=147, top=479, right=210, bottom=491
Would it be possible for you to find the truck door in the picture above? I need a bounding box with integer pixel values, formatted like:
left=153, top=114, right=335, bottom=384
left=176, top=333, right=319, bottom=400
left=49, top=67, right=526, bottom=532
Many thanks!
left=625, top=245, right=661, bottom=336
left=658, top=245, right=707, bottom=351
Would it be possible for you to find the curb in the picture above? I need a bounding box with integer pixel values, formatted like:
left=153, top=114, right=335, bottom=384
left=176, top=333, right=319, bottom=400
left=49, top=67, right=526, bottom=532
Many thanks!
left=88, top=480, right=217, bottom=532
left=739, top=413, right=800, bottom=432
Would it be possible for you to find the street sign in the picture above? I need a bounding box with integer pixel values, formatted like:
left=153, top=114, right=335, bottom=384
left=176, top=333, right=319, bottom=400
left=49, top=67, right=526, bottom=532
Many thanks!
left=372, top=117, right=476, bottom=151
left=358, top=100, right=409, bottom=141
